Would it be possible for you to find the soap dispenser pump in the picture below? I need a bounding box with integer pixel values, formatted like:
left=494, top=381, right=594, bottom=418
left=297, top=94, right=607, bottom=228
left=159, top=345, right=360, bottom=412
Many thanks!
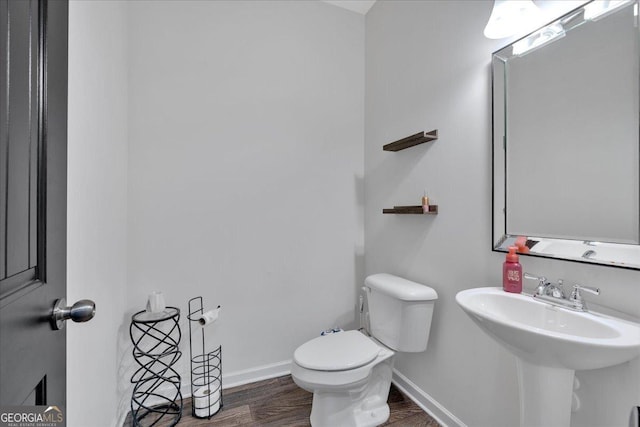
left=503, top=246, right=522, bottom=293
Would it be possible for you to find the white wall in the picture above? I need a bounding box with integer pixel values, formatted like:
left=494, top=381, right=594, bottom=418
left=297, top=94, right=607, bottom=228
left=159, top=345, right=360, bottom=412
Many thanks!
left=123, top=0, right=364, bottom=419
left=67, top=1, right=363, bottom=424
left=67, top=1, right=128, bottom=426
left=365, top=1, right=640, bottom=426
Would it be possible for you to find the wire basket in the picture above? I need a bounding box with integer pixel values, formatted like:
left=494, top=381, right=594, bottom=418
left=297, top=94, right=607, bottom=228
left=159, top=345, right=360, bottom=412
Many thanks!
left=187, top=297, right=223, bottom=419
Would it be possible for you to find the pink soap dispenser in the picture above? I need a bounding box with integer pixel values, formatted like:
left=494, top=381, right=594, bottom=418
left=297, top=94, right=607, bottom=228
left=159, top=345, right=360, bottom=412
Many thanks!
left=503, top=246, right=522, bottom=293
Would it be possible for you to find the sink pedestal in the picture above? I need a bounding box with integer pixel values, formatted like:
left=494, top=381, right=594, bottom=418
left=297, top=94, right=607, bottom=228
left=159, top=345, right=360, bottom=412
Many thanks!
left=516, top=359, right=574, bottom=427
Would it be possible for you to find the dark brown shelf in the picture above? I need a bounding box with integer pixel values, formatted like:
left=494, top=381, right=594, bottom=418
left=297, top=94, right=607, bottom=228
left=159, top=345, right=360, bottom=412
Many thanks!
left=383, top=129, right=438, bottom=152
left=383, top=205, right=438, bottom=214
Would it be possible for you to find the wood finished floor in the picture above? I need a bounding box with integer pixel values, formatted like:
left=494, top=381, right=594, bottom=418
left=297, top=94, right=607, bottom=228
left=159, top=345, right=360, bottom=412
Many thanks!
left=127, top=375, right=440, bottom=426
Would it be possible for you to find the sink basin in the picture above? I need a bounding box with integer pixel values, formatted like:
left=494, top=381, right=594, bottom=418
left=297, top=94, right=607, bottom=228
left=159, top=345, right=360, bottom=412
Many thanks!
left=456, top=287, right=640, bottom=427
left=456, top=287, right=640, bottom=370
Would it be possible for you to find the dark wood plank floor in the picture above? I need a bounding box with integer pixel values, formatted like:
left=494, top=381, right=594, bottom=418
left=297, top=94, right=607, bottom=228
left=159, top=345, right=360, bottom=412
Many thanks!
left=126, top=375, right=440, bottom=426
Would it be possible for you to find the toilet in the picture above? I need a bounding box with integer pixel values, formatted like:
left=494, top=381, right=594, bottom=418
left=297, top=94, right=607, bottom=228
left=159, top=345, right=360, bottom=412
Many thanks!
left=291, top=273, right=438, bottom=427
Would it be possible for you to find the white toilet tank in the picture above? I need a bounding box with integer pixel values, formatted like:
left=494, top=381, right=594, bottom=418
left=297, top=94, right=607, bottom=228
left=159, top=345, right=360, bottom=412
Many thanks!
left=365, top=274, right=438, bottom=352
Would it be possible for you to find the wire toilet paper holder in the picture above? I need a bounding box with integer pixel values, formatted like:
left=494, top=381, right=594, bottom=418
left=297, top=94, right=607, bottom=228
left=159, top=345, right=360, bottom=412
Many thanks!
left=188, top=296, right=223, bottom=419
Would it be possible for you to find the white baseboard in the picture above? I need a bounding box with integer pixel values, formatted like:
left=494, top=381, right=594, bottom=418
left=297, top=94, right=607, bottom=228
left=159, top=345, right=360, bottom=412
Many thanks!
left=392, top=369, right=467, bottom=427
left=222, top=359, right=292, bottom=389
left=113, top=398, right=130, bottom=427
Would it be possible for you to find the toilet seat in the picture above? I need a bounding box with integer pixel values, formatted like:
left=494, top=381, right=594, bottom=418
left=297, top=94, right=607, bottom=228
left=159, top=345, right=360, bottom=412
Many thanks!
left=294, top=330, right=380, bottom=371
left=291, top=332, right=394, bottom=394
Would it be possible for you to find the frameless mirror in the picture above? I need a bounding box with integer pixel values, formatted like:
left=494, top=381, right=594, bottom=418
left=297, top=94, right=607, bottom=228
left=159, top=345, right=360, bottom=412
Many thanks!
left=492, top=0, right=640, bottom=269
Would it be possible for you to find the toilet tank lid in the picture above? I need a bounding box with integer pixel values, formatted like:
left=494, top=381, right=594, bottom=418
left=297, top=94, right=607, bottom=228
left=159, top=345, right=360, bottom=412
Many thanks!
left=365, top=274, right=438, bottom=301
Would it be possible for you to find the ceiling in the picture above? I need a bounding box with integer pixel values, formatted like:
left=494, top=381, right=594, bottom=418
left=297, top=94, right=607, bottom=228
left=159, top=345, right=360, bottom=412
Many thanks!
left=323, top=0, right=377, bottom=15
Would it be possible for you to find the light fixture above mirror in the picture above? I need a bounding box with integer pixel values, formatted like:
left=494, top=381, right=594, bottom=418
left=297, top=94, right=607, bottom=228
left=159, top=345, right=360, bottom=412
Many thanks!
left=484, top=1, right=595, bottom=40
left=484, top=0, right=546, bottom=39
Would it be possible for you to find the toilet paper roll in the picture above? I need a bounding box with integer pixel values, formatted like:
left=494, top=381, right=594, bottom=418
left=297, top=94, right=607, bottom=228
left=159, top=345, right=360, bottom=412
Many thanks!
left=146, top=291, right=166, bottom=314
left=198, top=306, right=221, bottom=326
left=193, top=385, right=220, bottom=418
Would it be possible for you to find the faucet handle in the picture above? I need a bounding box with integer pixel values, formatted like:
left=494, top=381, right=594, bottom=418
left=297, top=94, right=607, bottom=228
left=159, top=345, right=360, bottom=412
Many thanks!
left=569, top=284, right=600, bottom=311
left=524, top=273, right=548, bottom=296
left=524, top=273, right=547, bottom=285
left=572, top=284, right=600, bottom=296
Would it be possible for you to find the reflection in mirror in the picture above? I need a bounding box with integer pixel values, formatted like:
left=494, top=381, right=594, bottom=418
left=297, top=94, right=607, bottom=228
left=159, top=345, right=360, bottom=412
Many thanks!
left=492, top=0, right=640, bottom=269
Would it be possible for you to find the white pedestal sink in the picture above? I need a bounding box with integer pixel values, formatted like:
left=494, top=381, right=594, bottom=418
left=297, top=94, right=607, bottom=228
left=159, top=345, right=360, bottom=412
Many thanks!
left=456, top=287, right=640, bottom=427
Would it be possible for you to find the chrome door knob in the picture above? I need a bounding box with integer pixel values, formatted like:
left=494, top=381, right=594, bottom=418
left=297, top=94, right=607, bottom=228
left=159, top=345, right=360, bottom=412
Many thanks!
left=51, top=298, right=96, bottom=330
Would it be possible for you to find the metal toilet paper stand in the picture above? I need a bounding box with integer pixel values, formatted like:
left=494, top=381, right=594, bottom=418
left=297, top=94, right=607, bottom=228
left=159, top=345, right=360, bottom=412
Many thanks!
left=188, top=296, right=223, bottom=419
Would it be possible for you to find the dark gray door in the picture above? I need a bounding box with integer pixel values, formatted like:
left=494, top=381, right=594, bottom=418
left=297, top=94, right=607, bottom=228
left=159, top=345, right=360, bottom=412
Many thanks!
left=0, top=0, right=68, bottom=408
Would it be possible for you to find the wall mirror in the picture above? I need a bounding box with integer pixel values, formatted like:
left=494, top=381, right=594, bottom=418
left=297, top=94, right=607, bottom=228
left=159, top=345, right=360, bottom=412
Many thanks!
left=492, top=0, right=640, bottom=269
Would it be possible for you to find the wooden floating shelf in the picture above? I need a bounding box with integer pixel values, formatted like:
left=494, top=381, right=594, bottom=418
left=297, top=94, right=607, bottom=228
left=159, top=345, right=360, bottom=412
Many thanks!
left=383, top=129, right=438, bottom=152
left=383, top=205, right=438, bottom=214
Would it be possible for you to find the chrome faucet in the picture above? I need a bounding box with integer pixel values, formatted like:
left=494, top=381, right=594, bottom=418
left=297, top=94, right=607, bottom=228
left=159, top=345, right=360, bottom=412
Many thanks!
left=524, top=273, right=565, bottom=299
left=524, top=273, right=599, bottom=312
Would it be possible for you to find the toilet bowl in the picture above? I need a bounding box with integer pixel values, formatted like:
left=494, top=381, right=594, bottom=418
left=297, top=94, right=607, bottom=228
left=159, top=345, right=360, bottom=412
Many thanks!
left=291, top=274, right=438, bottom=427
